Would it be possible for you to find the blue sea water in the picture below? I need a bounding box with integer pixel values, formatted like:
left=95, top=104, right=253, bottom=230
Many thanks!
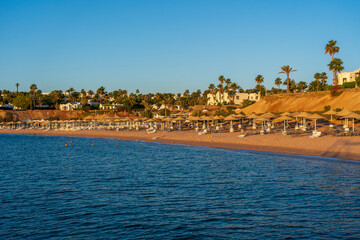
left=0, top=134, right=360, bottom=239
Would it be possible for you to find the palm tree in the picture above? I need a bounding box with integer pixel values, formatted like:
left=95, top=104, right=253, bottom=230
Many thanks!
left=325, top=40, right=340, bottom=61
left=208, top=84, right=215, bottom=104
left=66, top=87, right=74, bottom=96
left=218, top=75, right=225, bottom=103
left=29, top=84, right=37, bottom=110
left=97, top=86, right=106, bottom=103
left=320, top=72, right=328, bottom=87
left=15, top=83, right=19, bottom=94
left=217, top=83, right=223, bottom=104
left=279, top=65, right=297, bottom=93
left=328, top=58, right=344, bottom=86
left=230, top=82, right=239, bottom=104
left=275, top=78, right=282, bottom=90
left=314, top=73, right=321, bottom=91
left=297, top=81, right=308, bottom=92
left=255, top=75, right=264, bottom=99
left=325, top=40, right=340, bottom=85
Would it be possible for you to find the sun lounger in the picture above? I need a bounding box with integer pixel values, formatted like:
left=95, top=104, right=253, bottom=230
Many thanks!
left=236, top=133, right=247, bottom=138
left=198, top=129, right=208, bottom=135
left=310, top=131, right=321, bottom=138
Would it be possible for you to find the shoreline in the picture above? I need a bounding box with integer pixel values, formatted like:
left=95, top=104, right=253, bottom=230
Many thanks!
left=1, top=129, right=360, bottom=161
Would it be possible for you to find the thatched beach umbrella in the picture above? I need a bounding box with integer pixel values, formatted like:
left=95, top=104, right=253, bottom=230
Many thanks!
left=341, top=112, right=360, bottom=132
left=275, top=115, right=293, bottom=134
left=323, top=109, right=338, bottom=128
left=173, top=116, right=185, bottom=130
left=254, top=116, right=270, bottom=134
left=308, top=113, right=324, bottom=132
left=294, top=112, right=312, bottom=130
left=337, top=109, right=353, bottom=129
left=224, top=115, right=238, bottom=132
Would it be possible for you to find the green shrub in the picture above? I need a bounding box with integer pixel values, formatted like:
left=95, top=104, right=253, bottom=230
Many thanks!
left=342, top=82, right=356, bottom=89
left=324, top=85, right=334, bottom=91
left=356, top=76, right=360, bottom=87
left=191, top=109, right=202, bottom=117
left=214, top=109, right=228, bottom=116
left=323, top=105, right=331, bottom=112
left=334, top=108, right=342, bottom=112
left=241, top=99, right=256, bottom=108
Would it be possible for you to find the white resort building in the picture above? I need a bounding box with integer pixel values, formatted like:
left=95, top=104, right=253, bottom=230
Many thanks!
left=59, top=102, right=81, bottom=110
left=99, top=103, right=121, bottom=110
left=207, top=92, right=260, bottom=105
left=337, top=68, right=360, bottom=85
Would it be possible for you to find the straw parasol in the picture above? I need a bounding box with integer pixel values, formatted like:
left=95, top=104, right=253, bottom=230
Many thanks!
left=295, top=112, right=312, bottom=118
left=173, top=116, right=185, bottom=121
left=338, top=109, right=353, bottom=117
left=323, top=109, right=339, bottom=127
left=254, top=116, right=269, bottom=122
left=341, top=112, right=360, bottom=132
left=261, top=112, right=277, bottom=119
left=308, top=113, right=324, bottom=132
left=275, top=115, right=293, bottom=133
left=280, top=112, right=291, bottom=116
left=224, top=115, right=238, bottom=121
left=213, top=116, right=224, bottom=120
left=246, top=113, right=259, bottom=119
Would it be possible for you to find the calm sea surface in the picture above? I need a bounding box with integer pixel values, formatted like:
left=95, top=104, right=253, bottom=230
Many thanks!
left=0, top=134, right=360, bottom=239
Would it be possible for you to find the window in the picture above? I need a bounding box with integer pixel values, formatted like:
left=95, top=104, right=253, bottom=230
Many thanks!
left=236, top=96, right=239, bottom=100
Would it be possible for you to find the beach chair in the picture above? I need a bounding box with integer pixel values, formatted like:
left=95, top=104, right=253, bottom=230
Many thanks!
left=198, top=129, right=208, bottom=135
left=310, top=131, right=321, bottom=138
left=236, top=133, right=247, bottom=138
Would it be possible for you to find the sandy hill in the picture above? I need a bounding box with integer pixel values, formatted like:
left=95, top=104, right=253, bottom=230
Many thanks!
left=242, top=90, right=360, bottom=114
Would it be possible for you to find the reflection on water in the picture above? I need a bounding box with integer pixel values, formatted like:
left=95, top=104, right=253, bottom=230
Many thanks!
left=0, top=134, right=359, bottom=239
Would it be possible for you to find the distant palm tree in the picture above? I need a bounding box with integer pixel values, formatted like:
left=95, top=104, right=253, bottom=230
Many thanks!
left=320, top=72, right=328, bottom=87
left=328, top=58, right=344, bottom=86
left=325, top=40, right=340, bottom=61
left=217, top=83, right=223, bottom=104
left=15, top=83, right=19, bottom=94
left=218, top=75, right=225, bottom=103
left=230, top=82, right=239, bottom=104
left=279, top=65, right=297, bottom=93
left=29, top=84, right=37, bottom=110
left=297, top=81, right=308, bottom=92
left=255, top=75, right=264, bottom=99
left=325, top=40, right=340, bottom=85
left=208, top=84, right=215, bottom=104
left=66, top=87, right=74, bottom=96
left=314, top=73, right=321, bottom=91
left=275, top=78, right=282, bottom=90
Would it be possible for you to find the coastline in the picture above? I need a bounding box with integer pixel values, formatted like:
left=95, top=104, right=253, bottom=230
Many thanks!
left=1, top=129, right=360, bottom=161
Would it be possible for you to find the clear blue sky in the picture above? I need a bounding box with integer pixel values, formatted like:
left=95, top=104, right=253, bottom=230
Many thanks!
left=0, top=0, right=359, bottom=94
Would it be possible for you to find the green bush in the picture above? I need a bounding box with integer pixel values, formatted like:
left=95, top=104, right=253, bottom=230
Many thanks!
left=324, top=85, right=334, bottom=91
left=323, top=105, right=331, bottom=112
left=342, top=82, right=356, bottom=89
left=241, top=99, right=256, bottom=108
left=214, top=109, right=228, bottom=116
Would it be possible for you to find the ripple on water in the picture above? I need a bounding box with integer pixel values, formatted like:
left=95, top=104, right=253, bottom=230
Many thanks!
left=0, top=134, right=360, bottom=239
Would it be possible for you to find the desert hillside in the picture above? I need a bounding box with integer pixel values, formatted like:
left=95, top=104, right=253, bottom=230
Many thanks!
left=242, top=90, right=360, bottom=114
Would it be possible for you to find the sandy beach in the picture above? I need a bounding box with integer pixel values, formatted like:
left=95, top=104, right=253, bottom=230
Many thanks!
left=1, top=129, right=360, bottom=161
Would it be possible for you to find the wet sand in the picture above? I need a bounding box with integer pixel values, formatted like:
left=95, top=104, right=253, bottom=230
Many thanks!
left=1, top=129, right=360, bottom=161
